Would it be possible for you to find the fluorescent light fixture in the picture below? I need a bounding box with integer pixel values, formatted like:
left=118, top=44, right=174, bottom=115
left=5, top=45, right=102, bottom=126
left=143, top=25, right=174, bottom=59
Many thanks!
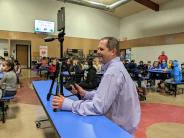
left=58, top=0, right=131, bottom=11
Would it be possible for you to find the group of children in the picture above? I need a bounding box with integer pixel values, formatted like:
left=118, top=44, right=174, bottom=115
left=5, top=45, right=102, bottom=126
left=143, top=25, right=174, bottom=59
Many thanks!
left=148, top=59, right=183, bottom=83
left=35, top=56, right=102, bottom=90
left=123, top=58, right=183, bottom=98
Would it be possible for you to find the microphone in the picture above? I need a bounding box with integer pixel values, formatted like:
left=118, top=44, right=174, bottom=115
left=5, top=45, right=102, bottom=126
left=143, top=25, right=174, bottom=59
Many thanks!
left=44, top=37, right=57, bottom=42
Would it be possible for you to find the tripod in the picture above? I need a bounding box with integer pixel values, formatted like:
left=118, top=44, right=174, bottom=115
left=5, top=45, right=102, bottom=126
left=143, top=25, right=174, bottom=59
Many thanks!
left=46, top=28, right=81, bottom=102
left=46, top=28, right=65, bottom=102
left=46, top=61, right=63, bottom=101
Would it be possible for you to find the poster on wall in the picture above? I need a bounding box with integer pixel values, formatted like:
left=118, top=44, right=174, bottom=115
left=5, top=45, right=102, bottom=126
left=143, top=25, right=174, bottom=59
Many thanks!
left=120, top=49, right=126, bottom=61
left=3, top=48, right=8, bottom=57
left=40, top=46, right=48, bottom=57
left=125, top=49, right=131, bottom=61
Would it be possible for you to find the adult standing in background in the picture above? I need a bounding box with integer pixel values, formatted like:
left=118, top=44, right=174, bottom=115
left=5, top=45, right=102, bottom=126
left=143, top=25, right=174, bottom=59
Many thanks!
left=158, top=51, right=168, bottom=63
left=52, top=37, right=141, bottom=135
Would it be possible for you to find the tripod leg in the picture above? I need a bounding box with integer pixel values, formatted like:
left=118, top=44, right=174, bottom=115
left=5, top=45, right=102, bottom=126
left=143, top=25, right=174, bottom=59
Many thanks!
left=47, top=75, right=56, bottom=101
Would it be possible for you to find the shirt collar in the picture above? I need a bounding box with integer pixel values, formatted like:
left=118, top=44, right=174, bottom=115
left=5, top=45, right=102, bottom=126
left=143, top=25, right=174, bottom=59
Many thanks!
left=101, top=57, right=120, bottom=73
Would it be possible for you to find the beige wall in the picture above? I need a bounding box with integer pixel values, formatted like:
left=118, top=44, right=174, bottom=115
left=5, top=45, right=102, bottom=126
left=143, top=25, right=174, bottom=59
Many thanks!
left=119, top=0, right=184, bottom=63
left=0, top=0, right=120, bottom=39
left=120, top=0, right=184, bottom=40
left=0, top=0, right=120, bottom=58
left=2, top=0, right=184, bottom=62
left=131, top=44, right=184, bottom=65
left=0, top=30, right=99, bottom=58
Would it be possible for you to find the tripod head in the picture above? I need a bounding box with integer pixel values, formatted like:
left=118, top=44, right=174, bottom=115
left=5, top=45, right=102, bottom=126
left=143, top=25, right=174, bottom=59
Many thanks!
left=58, top=28, right=65, bottom=43
left=44, top=27, right=65, bottom=43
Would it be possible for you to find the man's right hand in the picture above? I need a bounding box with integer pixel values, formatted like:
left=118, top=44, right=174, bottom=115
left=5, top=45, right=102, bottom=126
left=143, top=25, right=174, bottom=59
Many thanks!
left=71, top=84, right=85, bottom=97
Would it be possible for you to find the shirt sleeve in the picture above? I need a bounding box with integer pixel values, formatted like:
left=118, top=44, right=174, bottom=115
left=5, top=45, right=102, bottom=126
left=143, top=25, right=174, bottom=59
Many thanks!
left=83, top=90, right=96, bottom=100
left=62, top=73, right=120, bottom=116
left=62, top=90, right=96, bottom=110
left=166, top=55, right=168, bottom=61
left=0, top=73, right=7, bottom=86
left=62, top=98, right=74, bottom=111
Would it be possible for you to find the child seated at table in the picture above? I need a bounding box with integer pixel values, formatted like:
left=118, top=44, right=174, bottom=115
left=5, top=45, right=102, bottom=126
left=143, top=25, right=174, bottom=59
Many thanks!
left=167, top=60, right=182, bottom=82
left=128, top=62, right=147, bottom=100
left=157, top=60, right=169, bottom=90
left=14, top=60, right=21, bottom=87
left=79, top=59, right=98, bottom=90
left=150, top=61, right=160, bottom=70
left=38, top=57, right=49, bottom=77
left=181, top=63, right=184, bottom=79
left=0, top=60, right=17, bottom=99
left=159, top=60, right=168, bottom=70
left=146, top=61, right=152, bottom=70
left=47, top=58, right=57, bottom=79
left=138, top=61, right=147, bottom=77
left=148, top=61, right=160, bottom=86
left=93, top=57, right=102, bottom=73
left=168, top=60, right=173, bottom=69
left=165, top=60, right=183, bottom=93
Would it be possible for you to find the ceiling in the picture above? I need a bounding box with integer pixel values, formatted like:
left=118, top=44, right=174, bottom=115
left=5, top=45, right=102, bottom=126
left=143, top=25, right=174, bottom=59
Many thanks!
left=89, top=0, right=120, bottom=5
left=59, top=0, right=170, bottom=18
left=107, top=0, right=170, bottom=18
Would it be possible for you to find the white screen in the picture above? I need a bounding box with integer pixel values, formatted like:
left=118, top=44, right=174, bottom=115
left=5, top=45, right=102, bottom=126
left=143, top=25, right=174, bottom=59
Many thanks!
left=35, top=20, right=54, bottom=33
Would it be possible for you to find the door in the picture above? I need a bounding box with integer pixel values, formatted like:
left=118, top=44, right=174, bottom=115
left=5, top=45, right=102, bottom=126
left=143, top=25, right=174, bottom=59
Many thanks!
left=16, top=44, right=28, bottom=68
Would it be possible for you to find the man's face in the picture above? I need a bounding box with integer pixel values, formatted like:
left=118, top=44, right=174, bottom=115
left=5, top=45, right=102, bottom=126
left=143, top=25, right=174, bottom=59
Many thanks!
left=97, top=39, right=114, bottom=64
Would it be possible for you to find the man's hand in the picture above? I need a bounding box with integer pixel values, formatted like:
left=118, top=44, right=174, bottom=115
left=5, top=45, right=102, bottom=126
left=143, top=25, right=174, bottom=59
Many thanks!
left=52, top=95, right=65, bottom=110
left=71, top=84, right=85, bottom=97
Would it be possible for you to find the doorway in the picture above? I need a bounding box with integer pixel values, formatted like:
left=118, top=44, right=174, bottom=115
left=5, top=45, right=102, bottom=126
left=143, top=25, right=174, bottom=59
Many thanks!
left=16, top=44, right=28, bottom=68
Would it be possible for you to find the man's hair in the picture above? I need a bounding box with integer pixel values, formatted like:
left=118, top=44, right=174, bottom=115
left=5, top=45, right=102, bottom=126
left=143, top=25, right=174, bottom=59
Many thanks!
left=100, top=37, right=120, bottom=56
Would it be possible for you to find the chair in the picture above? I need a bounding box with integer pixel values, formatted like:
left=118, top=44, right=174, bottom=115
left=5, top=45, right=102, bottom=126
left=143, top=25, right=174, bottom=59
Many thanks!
left=164, top=81, right=184, bottom=96
left=0, top=96, right=15, bottom=123
left=0, top=83, right=16, bottom=123
left=35, top=118, right=49, bottom=128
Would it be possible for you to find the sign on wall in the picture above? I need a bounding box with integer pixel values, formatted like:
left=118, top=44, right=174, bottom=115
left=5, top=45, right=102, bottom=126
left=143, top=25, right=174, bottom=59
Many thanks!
left=125, top=49, right=131, bottom=61
left=40, top=46, right=48, bottom=57
left=3, top=48, right=8, bottom=57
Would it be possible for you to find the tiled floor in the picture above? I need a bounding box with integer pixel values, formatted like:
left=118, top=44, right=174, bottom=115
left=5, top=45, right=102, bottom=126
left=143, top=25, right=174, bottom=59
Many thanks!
left=0, top=103, right=57, bottom=138
left=1, top=69, right=184, bottom=138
